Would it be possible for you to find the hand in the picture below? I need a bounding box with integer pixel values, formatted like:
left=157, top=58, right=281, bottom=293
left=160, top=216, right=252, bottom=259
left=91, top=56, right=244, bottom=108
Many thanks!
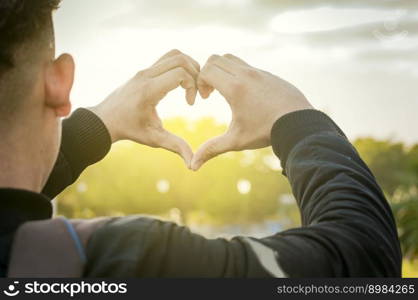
left=192, top=54, right=313, bottom=171
left=89, top=50, right=200, bottom=168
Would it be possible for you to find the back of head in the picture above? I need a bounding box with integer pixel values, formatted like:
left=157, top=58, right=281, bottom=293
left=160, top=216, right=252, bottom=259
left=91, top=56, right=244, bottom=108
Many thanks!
left=0, top=0, right=71, bottom=192
left=0, top=0, right=61, bottom=122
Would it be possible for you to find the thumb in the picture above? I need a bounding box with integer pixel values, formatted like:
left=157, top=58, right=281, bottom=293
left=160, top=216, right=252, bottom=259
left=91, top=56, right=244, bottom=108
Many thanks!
left=191, top=133, right=235, bottom=171
left=156, top=130, right=194, bottom=168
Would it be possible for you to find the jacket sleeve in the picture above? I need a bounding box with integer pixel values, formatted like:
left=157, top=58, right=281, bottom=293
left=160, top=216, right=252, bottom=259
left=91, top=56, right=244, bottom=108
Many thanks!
left=42, top=108, right=112, bottom=199
left=260, top=109, right=402, bottom=277
left=84, top=110, right=402, bottom=278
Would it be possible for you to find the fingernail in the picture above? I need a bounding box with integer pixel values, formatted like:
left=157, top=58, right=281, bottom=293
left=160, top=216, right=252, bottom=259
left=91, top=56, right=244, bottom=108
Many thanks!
left=198, top=87, right=208, bottom=99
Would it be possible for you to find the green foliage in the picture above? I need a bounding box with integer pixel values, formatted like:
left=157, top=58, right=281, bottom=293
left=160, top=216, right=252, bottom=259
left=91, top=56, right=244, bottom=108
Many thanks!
left=354, top=138, right=418, bottom=259
left=354, top=138, right=414, bottom=195
left=392, top=187, right=418, bottom=259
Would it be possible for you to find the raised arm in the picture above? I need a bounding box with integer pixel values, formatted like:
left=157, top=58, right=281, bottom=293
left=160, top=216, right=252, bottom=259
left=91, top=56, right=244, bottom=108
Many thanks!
left=193, top=54, right=401, bottom=276
left=42, top=109, right=112, bottom=198
left=43, top=50, right=200, bottom=198
left=261, top=109, right=402, bottom=276
left=84, top=54, right=401, bottom=277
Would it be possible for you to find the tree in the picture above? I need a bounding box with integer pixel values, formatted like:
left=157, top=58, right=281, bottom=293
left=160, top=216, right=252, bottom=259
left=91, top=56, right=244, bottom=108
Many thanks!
left=354, top=138, right=412, bottom=195
left=391, top=187, right=418, bottom=259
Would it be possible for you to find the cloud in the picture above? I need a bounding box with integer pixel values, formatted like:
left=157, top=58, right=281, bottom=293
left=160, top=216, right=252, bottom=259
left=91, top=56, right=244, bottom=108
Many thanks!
left=102, top=0, right=268, bottom=30
left=253, top=0, right=418, bottom=10
left=99, top=0, right=418, bottom=69
left=355, top=47, right=418, bottom=63
left=301, top=19, right=418, bottom=47
left=56, top=0, right=418, bottom=68
left=102, top=0, right=418, bottom=31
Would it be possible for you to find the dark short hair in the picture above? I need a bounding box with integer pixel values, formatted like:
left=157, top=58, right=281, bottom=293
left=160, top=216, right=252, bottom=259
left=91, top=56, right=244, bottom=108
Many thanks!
left=0, top=0, right=61, bottom=73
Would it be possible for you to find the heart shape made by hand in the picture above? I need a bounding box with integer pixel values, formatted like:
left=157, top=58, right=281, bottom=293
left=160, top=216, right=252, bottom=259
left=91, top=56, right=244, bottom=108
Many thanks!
left=93, top=50, right=311, bottom=172
left=160, top=53, right=311, bottom=171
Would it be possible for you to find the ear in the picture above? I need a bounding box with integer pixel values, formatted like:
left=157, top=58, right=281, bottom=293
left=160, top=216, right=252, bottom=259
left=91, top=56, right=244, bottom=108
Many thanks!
left=44, top=53, right=75, bottom=117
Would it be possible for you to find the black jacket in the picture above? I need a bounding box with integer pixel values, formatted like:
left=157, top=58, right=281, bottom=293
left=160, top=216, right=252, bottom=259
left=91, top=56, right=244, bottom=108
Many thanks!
left=0, top=109, right=402, bottom=277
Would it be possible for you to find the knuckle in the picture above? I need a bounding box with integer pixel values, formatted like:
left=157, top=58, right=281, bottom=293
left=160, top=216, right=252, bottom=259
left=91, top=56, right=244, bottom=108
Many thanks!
left=135, top=69, right=148, bottom=78
left=169, top=49, right=182, bottom=56
left=174, top=54, right=188, bottom=66
left=208, top=54, right=220, bottom=63
left=223, top=53, right=234, bottom=59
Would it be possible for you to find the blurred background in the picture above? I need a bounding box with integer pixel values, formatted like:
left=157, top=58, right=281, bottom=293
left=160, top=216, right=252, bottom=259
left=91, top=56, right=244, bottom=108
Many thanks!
left=53, top=0, right=418, bottom=277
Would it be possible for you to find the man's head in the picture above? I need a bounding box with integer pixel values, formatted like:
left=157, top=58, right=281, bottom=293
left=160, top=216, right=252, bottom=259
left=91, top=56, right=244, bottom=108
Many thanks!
left=0, top=0, right=75, bottom=192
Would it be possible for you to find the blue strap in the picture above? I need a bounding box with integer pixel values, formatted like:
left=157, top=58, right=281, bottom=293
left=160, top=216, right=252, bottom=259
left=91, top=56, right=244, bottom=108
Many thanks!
left=61, top=217, right=87, bottom=264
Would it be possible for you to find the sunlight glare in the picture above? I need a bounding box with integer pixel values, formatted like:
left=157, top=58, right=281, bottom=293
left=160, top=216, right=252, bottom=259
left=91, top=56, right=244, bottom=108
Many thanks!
left=156, top=179, right=170, bottom=194
left=237, top=179, right=251, bottom=195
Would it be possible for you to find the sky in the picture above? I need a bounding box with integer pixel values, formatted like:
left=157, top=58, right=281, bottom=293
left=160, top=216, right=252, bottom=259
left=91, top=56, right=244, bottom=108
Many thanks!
left=54, top=0, right=418, bottom=144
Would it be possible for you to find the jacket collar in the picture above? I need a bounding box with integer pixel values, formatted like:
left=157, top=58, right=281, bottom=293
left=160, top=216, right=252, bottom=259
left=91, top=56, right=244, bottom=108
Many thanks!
left=0, top=188, right=52, bottom=233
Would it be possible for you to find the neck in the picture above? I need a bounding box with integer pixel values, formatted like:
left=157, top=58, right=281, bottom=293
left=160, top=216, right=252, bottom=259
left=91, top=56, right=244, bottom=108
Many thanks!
left=0, top=135, right=45, bottom=193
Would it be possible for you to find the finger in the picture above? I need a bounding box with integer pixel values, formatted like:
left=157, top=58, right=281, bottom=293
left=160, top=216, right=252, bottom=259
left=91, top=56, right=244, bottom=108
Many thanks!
left=198, top=63, right=235, bottom=100
left=181, top=53, right=200, bottom=74
left=153, top=50, right=201, bottom=73
left=198, top=84, right=214, bottom=99
left=156, top=129, right=194, bottom=168
left=149, top=54, right=199, bottom=80
left=223, top=53, right=251, bottom=67
left=185, top=88, right=198, bottom=105
left=153, top=49, right=182, bottom=65
left=191, top=133, right=235, bottom=171
left=206, top=54, right=241, bottom=76
left=150, top=67, right=197, bottom=105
